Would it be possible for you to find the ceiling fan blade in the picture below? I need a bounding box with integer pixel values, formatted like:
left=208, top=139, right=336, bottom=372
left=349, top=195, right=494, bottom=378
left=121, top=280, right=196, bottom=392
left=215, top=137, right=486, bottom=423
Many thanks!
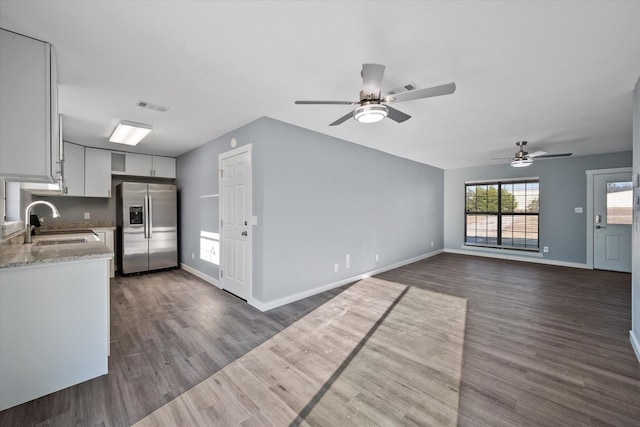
left=361, top=63, right=385, bottom=97
left=491, top=157, right=515, bottom=160
left=386, top=106, right=411, bottom=123
left=329, top=111, right=354, bottom=126
left=295, top=100, right=356, bottom=105
left=384, top=82, right=456, bottom=103
left=528, top=151, right=547, bottom=158
left=533, top=153, right=572, bottom=159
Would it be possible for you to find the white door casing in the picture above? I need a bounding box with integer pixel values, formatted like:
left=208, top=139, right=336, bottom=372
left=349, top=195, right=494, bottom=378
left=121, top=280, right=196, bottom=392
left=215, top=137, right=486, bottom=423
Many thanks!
left=592, top=171, right=632, bottom=273
left=219, top=144, right=252, bottom=300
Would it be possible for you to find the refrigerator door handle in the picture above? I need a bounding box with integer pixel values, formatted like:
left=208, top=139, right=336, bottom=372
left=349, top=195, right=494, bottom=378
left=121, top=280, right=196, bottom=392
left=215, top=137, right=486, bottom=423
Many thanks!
left=143, top=195, right=149, bottom=239
left=148, top=195, right=153, bottom=238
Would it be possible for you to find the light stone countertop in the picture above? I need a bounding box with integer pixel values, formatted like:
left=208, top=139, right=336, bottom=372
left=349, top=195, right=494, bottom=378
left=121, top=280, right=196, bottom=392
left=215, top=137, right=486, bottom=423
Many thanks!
left=0, top=232, right=113, bottom=269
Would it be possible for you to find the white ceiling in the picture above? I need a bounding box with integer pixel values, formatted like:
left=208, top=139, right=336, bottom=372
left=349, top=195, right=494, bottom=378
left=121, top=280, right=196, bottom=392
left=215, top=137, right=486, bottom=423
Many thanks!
left=1, top=1, right=638, bottom=169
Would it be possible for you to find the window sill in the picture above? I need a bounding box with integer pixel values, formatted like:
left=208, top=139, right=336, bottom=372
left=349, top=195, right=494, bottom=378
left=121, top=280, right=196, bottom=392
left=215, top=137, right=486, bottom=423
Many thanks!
left=461, top=244, right=543, bottom=258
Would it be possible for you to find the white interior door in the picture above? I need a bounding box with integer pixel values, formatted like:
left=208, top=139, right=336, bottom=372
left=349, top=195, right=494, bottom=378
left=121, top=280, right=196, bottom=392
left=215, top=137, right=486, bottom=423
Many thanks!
left=219, top=146, right=252, bottom=300
left=593, top=172, right=632, bottom=272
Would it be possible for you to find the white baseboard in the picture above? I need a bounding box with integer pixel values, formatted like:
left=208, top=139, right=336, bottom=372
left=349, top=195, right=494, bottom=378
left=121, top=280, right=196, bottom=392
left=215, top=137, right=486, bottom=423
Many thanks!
left=180, top=263, right=221, bottom=289
left=444, top=248, right=590, bottom=270
left=631, top=330, right=640, bottom=364
left=249, top=249, right=444, bottom=312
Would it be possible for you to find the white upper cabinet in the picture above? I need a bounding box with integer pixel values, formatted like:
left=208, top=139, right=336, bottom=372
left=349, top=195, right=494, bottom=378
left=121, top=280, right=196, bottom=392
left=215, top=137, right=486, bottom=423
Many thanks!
left=84, top=147, right=111, bottom=198
left=60, top=143, right=111, bottom=198
left=124, top=153, right=153, bottom=177
left=62, top=141, right=84, bottom=196
left=112, top=152, right=176, bottom=178
left=0, top=29, right=60, bottom=183
left=151, top=156, right=176, bottom=178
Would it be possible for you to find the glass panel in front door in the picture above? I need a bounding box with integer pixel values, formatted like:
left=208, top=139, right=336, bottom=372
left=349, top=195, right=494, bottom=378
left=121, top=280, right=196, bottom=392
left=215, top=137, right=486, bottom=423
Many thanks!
left=606, top=181, right=632, bottom=225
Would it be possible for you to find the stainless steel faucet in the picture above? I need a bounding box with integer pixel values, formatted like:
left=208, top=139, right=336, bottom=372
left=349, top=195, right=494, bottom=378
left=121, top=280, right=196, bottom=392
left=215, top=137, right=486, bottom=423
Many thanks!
left=24, top=201, right=61, bottom=244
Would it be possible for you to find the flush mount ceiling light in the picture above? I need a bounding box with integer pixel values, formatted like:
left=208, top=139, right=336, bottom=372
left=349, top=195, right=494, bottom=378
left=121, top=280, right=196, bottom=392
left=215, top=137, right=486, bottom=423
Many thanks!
left=109, top=120, right=153, bottom=146
left=353, top=104, right=388, bottom=123
left=510, top=158, right=533, bottom=168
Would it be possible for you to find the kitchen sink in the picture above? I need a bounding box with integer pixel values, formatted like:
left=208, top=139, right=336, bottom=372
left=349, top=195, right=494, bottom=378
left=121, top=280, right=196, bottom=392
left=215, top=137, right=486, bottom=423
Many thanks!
left=37, top=229, right=93, bottom=235
left=36, top=238, right=88, bottom=246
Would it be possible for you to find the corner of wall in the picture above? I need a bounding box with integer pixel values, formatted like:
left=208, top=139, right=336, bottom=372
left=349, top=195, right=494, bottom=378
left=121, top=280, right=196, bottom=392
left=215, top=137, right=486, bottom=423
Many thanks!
left=631, top=75, right=640, bottom=358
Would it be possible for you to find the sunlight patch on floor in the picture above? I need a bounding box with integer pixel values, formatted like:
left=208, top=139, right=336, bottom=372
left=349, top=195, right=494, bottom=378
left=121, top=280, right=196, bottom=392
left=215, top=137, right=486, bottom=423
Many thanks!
left=134, top=277, right=467, bottom=426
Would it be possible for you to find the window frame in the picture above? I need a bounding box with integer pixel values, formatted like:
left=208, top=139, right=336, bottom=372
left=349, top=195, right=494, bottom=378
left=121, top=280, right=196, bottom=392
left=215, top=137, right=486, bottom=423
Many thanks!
left=464, top=178, right=540, bottom=252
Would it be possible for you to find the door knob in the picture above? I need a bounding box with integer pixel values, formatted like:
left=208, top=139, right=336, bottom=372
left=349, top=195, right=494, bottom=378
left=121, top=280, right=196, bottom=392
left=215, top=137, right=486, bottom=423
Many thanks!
left=595, top=225, right=606, bottom=229
left=242, top=231, right=248, bottom=236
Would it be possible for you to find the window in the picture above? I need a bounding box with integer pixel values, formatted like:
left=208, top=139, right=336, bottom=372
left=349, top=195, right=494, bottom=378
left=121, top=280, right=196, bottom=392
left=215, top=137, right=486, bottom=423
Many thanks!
left=606, top=181, right=632, bottom=225
left=1, top=179, right=23, bottom=237
left=465, top=179, right=539, bottom=251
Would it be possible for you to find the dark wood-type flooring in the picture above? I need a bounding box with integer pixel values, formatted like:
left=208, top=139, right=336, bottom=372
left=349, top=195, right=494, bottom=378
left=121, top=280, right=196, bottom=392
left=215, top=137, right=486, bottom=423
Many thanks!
left=134, top=277, right=467, bottom=426
left=1, top=253, right=638, bottom=426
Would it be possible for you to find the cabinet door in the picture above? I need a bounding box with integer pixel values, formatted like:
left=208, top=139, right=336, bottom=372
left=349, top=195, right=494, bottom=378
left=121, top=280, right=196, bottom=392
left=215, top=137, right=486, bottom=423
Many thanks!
left=50, top=51, right=61, bottom=184
left=125, top=153, right=152, bottom=177
left=152, top=156, right=176, bottom=178
left=0, top=29, right=53, bottom=182
left=84, top=148, right=111, bottom=198
left=62, top=142, right=84, bottom=196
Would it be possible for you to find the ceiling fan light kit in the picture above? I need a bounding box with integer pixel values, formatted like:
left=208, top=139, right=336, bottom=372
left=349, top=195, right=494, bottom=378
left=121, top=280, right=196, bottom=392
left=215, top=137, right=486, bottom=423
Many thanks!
left=493, top=141, right=572, bottom=167
left=511, top=158, right=533, bottom=168
left=353, top=104, right=388, bottom=123
left=295, top=63, right=456, bottom=125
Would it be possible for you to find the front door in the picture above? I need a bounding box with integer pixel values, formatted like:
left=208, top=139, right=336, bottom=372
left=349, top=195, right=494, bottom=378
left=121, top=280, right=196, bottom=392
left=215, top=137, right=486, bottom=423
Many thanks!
left=593, top=172, right=633, bottom=272
left=219, top=145, right=252, bottom=300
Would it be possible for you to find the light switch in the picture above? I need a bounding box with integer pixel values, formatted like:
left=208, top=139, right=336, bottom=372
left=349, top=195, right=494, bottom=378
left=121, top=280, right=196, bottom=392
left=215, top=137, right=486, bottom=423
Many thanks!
left=574, top=207, right=583, bottom=214
left=84, top=212, right=90, bottom=219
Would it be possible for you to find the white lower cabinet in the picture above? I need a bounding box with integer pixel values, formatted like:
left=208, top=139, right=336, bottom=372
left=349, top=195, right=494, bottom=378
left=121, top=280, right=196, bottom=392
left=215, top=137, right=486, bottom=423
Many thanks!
left=93, top=229, right=115, bottom=277
left=0, top=259, right=109, bottom=411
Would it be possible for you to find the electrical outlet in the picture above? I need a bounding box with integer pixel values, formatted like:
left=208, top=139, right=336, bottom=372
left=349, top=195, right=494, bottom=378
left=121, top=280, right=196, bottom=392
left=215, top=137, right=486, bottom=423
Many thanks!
left=431, top=241, right=434, bottom=248
left=375, top=254, right=379, bottom=262
left=84, top=212, right=90, bottom=220
left=191, top=252, right=195, bottom=260
left=543, top=246, right=549, bottom=253
left=346, top=254, right=350, bottom=269
left=334, top=263, right=339, bottom=273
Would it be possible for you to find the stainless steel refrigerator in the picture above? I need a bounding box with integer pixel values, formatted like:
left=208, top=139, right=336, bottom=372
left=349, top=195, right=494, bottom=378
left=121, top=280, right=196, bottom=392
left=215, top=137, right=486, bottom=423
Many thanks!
left=116, top=182, right=178, bottom=274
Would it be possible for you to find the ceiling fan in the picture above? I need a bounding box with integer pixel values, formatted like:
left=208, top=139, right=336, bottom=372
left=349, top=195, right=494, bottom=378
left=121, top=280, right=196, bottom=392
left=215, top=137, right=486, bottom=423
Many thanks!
left=295, top=63, right=456, bottom=126
left=494, top=141, right=572, bottom=167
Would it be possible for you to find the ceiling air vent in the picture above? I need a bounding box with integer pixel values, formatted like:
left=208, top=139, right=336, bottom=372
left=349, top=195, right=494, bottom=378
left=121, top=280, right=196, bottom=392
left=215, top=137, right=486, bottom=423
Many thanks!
left=136, top=100, right=169, bottom=113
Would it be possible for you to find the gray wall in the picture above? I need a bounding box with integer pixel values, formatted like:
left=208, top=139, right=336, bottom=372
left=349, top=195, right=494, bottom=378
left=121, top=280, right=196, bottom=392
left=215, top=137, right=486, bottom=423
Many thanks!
left=444, top=151, right=632, bottom=264
left=632, top=76, right=639, bottom=353
left=259, top=118, right=443, bottom=302
left=177, top=117, right=444, bottom=306
left=176, top=118, right=264, bottom=281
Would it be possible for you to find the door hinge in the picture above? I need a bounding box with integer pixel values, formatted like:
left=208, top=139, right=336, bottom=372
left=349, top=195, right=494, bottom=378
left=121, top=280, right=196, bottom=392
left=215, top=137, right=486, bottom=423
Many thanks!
left=221, top=220, right=223, bottom=228
left=221, top=270, right=224, bottom=277
left=220, top=169, right=223, bottom=178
